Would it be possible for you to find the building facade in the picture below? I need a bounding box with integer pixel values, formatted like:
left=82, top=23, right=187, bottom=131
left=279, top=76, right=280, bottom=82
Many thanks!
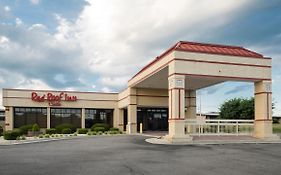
left=2, top=41, right=276, bottom=142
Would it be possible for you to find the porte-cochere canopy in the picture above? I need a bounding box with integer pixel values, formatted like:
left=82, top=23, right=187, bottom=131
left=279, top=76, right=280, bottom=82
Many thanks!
left=122, top=41, right=276, bottom=143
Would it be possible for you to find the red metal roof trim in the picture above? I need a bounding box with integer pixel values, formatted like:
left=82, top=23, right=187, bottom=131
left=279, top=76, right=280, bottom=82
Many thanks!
left=175, top=41, right=264, bottom=58
left=129, top=41, right=265, bottom=82
left=129, top=42, right=179, bottom=80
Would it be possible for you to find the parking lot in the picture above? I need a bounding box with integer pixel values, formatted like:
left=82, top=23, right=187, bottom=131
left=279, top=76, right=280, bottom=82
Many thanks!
left=0, top=135, right=281, bottom=175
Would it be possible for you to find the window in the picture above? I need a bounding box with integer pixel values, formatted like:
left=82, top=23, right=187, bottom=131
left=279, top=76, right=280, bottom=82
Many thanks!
left=14, top=107, right=47, bottom=128
left=0, top=111, right=5, bottom=121
left=50, top=108, right=81, bottom=128
left=85, top=109, right=113, bottom=128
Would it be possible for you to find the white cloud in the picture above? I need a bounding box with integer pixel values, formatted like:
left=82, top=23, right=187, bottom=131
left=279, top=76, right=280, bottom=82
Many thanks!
left=28, top=23, right=46, bottom=31
left=98, top=76, right=129, bottom=89
left=17, top=79, right=52, bottom=90
left=15, top=18, right=23, bottom=26
left=0, top=35, right=10, bottom=46
left=67, top=0, right=252, bottom=85
left=4, top=6, right=10, bottom=12
left=101, top=87, right=112, bottom=93
left=0, top=0, right=257, bottom=109
left=30, top=0, right=40, bottom=5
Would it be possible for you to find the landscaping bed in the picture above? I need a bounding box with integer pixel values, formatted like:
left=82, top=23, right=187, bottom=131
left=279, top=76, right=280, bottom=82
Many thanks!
left=1, top=123, right=124, bottom=145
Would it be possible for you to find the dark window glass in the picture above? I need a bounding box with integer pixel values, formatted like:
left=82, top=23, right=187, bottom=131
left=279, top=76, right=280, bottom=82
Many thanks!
left=14, top=107, right=47, bottom=128
left=137, top=107, right=168, bottom=131
left=50, top=108, right=81, bottom=128
left=0, top=112, right=5, bottom=121
left=85, top=109, right=113, bottom=128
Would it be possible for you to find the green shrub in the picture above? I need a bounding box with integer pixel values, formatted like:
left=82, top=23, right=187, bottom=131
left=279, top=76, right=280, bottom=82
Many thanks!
left=273, top=124, right=281, bottom=133
left=93, top=126, right=105, bottom=132
left=32, top=124, right=40, bottom=132
left=19, top=124, right=33, bottom=135
left=4, top=130, right=22, bottom=140
left=78, top=128, right=88, bottom=134
left=39, top=134, right=44, bottom=138
left=55, top=123, right=76, bottom=134
left=109, top=127, right=119, bottom=131
left=44, top=134, right=50, bottom=138
left=46, top=128, right=56, bottom=134
left=109, top=131, right=119, bottom=135
left=91, top=123, right=110, bottom=131
left=97, top=131, right=103, bottom=135
left=62, top=128, right=71, bottom=134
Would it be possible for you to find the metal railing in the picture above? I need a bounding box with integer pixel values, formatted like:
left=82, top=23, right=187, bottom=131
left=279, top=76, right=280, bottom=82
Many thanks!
left=185, top=119, right=254, bottom=136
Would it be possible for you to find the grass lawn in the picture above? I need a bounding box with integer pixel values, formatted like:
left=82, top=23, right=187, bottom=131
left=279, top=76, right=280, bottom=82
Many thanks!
left=273, top=124, right=281, bottom=133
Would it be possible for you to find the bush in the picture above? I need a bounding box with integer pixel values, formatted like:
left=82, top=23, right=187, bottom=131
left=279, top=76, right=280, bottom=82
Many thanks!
left=62, top=128, right=71, bottom=134
left=91, top=123, right=110, bottom=131
left=19, top=124, right=33, bottom=135
left=97, top=131, right=103, bottom=135
left=39, top=134, right=44, bottom=138
left=109, top=127, right=119, bottom=131
left=78, top=128, right=88, bottom=134
left=44, top=134, right=50, bottom=138
left=46, top=128, right=56, bottom=135
left=55, top=123, right=76, bottom=134
left=93, top=127, right=105, bottom=132
left=109, top=130, right=121, bottom=135
left=32, top=124, right=40, bottom=132
left=3, top=130, right=22, bottom=140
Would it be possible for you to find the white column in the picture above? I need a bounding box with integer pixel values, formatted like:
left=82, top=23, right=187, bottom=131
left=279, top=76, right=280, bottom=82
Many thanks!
left=254, top=81, right=278, bottom=139
left=47, top=107, right=51, bottom=129
left=5, top=107, right=13, bottom=130
left=165, top=74, right=192, bottom=143
left=127, top=105, right=137, bottom=134
left=81, top=108, right=85, bottom=129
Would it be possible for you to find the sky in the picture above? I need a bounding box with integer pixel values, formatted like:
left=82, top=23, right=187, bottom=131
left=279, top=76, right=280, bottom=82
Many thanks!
left=0, top=0, right=281, bottom=115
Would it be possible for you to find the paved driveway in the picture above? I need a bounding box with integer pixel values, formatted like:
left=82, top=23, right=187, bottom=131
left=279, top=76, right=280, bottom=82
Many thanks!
left=0, top=135, right=280, bottom=175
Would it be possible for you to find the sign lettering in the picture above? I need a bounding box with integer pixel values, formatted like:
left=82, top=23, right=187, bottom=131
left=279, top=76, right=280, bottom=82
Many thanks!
left=31, top=92, right=77, bottom=106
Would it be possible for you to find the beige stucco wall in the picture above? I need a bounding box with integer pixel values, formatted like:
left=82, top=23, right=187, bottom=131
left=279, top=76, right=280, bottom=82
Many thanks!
left=174, top=51, right=271, bottom=67
left=173, top=59, right=271, bottom=80
left=3, top=89, right=119, bottom=130
left=3, top=89, right=118, bottom=108
left=3, top=88, right=173, bottom=131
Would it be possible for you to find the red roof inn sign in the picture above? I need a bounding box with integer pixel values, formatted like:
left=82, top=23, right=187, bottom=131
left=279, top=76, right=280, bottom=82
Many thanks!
left=31, top=92, right=77, bottom=106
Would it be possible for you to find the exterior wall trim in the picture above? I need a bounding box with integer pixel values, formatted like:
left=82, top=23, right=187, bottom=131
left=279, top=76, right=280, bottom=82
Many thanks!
left=169, top=73, right=271, bottom=82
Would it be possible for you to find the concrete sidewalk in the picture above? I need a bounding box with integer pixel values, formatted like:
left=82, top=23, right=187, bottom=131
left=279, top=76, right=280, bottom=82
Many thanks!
left=146, top=135, right=281, bottom=145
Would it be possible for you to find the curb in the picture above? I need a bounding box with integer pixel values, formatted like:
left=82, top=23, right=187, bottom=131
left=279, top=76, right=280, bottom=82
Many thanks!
left=0, top=134, right=127, bottom=146
left=145, top=137, right=281, bottom=145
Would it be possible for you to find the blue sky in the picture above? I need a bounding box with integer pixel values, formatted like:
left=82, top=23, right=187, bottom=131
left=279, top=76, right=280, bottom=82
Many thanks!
left=0, top=0, right=281, bottom=115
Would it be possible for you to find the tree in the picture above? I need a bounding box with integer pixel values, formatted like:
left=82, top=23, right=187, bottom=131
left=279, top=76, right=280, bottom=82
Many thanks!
left=219, top=98, right=254, bottom=119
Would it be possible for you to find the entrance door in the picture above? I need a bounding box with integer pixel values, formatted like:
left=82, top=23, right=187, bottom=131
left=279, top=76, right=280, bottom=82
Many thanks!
left=137, top=108, right=168, bottom=131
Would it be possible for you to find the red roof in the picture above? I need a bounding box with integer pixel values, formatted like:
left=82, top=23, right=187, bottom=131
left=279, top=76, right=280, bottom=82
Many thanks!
left=130, top=41, right=265, bottom=81
left=176, top=41, right=263, bottom=58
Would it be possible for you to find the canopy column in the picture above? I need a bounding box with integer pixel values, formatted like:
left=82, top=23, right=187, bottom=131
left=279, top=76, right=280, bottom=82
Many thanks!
left=254, top=81, right=278, bottom=139
left=165, top=74, right=192, bottom=143
left=126, top=88, right=137, bottom=134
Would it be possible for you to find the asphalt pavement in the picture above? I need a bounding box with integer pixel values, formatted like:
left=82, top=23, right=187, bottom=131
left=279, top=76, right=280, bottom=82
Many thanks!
left=0, top=135, right=280, bottom=175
